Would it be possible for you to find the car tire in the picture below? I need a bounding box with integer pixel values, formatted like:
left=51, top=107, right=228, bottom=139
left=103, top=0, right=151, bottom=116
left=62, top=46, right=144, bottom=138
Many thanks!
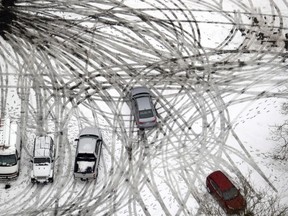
left=49, top=177, right=54, bottom=183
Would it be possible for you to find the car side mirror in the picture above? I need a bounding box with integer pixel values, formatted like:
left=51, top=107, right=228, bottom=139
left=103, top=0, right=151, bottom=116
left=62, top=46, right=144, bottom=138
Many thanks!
left=30, top=160, right=33, bottom=163
left=74, top=138, right=79, bottom=141
left=18, top=157, right=21, bottom=160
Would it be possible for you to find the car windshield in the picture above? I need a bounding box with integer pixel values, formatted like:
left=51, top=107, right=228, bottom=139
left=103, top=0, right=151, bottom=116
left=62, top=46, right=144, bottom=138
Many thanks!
left=34, top=157, right=50, bottom=163
left=223, top=187, right=238, bottom=200
left=139, top=109, right=153, bottom=118
left=0, top=154, right=17, bottom=166
left=77, top=153, right=96, bottom=161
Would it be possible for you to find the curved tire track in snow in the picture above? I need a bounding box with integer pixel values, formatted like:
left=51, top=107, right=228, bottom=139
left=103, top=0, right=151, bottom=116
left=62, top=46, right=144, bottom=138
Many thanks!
left=1, top=0, right=288, bottom=215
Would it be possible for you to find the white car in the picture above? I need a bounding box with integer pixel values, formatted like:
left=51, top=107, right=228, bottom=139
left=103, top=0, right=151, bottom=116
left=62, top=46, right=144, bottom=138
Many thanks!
left=31, top=135, right=55, bottom=183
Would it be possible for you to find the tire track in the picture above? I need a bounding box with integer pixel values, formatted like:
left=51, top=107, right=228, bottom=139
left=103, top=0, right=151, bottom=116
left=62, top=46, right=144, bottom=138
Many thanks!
left=1, top=0, right=288, bottom=215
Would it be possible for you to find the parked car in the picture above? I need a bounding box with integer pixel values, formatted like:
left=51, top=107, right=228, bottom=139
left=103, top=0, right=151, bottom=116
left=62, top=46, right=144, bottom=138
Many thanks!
left=0, top=118, right=22, bottom=179
left=31, top=135, right=55, bottom=183
left=130, top=86, right=157, bottom=129
left=206, top=170, right=246, bottom=214
left=74, top=127, right=102, bottom=181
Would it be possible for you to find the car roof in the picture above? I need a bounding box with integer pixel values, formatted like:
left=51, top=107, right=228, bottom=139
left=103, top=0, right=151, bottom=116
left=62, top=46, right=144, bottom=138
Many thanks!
left=207, top=170, right=234, bottom=190
left=130, top=86, right=150, bottom=97
left=34, top=136, right=52, bottom=158
left=136, top=96, right=152, bottom=110
left=0, top=118, right=18, bottom=155
left=79, top=127, right=101, bottom=138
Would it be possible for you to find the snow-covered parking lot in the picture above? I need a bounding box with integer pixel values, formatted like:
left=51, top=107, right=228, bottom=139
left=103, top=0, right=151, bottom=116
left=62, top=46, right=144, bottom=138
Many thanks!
left=1, top=0, right=288, bottom=215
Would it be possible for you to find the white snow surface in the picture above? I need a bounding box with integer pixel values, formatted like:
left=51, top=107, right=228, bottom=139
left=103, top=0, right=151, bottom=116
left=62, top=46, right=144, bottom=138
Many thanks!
left=0, top=0, right=288, bottom=215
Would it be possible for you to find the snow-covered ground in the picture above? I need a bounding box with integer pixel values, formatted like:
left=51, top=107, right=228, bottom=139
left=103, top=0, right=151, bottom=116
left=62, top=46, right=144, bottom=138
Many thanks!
left=1, top=0, right=288, bottom=215
left=227, top=96, right=288, bottom=200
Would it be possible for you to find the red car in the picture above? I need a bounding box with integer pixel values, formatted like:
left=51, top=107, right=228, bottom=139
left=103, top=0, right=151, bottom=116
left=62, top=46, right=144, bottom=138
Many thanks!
left=206, top=170, right=246, bottom=214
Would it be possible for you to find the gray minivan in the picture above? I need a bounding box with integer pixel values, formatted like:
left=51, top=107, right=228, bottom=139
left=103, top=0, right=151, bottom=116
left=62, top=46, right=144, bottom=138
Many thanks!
left=74, top=127, right=102, bottom=180
left=130, top=86, right=157, bottom=129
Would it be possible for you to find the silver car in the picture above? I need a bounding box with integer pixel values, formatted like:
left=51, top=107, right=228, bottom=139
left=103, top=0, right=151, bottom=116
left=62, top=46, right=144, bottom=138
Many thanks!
left=130, top=86, right=157, bottom=129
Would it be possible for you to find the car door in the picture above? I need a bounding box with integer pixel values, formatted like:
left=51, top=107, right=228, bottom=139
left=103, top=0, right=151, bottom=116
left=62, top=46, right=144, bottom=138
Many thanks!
left=210, top=179, right=225, bottom=207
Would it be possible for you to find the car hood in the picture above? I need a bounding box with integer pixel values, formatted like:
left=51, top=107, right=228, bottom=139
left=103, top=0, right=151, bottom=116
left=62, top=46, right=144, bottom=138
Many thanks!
left=226, top=194, right=246, bottom=211
left=0, top=165, right=18, bottom=174
left=33, top=164, right=51, bottom=177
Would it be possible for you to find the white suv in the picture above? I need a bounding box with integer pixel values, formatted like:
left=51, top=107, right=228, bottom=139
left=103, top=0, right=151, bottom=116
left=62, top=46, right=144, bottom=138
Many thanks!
left=31, top=135, right=55, bottom=183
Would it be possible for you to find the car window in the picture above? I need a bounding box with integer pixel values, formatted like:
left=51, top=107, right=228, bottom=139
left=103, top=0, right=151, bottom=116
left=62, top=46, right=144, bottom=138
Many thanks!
left=223, top=187, right=238, bottom=200
left=0, top=154, right=17, bottom=166
left=139, top=109, right=153, bottom=118
left=50, top=140, right=53, bottom=154
left=33, top=139, right=36, bottom=154
left=95, top=140, right=100, bottom=154
left=210, top=180, right=223, bottom=197
left=34, top=157, right=50, bottom=163
left=77, top=153, right=96, bottom=161
left=133, top=98, right=138, bottom=109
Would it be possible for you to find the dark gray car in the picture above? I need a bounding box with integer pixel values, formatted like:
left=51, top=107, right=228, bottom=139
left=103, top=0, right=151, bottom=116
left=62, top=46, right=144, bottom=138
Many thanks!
left=130, top=86, right=157, bottom=129
left=74, top=127, right=102, bottom=180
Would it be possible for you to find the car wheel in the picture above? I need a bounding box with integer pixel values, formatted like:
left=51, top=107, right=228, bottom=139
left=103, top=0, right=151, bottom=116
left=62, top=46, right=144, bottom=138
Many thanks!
left=49, top=177, right=54, bottom=183
left=31, top=178, right=35, bottom=184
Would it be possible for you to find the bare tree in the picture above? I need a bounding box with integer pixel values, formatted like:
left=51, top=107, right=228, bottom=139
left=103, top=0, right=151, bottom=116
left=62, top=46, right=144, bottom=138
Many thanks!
left=270, top=102, right=288, bottom=160
left=199, top=175, right=288, bottom=216
left=242, top=184, right=288, bottom=216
